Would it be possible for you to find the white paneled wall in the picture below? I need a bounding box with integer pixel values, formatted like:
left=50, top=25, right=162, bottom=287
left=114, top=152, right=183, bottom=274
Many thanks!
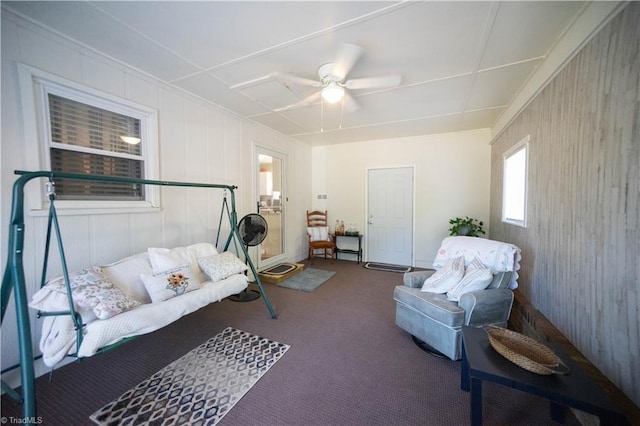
left=0, top=10, right=311, bottom=378
left=313, top=130, right=492, bottom=267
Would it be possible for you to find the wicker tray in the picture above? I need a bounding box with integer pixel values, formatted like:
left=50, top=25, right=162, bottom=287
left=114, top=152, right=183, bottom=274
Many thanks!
left=486, top=327, right=570, bottom=375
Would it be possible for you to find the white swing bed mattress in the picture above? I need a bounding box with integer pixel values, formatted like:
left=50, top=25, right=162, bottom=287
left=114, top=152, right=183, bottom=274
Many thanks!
left=30, top=243, right=248, bottom=367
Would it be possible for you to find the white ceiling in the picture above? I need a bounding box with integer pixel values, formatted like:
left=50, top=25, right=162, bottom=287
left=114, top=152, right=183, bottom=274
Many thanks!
left=4, top=1, right=621, bottom=146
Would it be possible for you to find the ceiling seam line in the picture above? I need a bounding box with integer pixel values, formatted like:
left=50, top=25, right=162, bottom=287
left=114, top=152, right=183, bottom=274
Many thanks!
left=87, top=1, right=206, bottom=73
left=458, top=1, right=501, bottom=130
left=289, top=112, right=463, bottom=137
left=477, top=56, right=546, bottom=74
left=200, top=1, right=416, bottom=72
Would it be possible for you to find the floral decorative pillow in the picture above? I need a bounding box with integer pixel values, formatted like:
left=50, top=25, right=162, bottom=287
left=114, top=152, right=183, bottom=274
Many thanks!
left=198, top=252, right=248, bottom=282
left=72, top=280, right=141, bottom=320
left=30, top=266, right=140, bottom=321
left=140, top=265, right=199, bottom=303
left=420, top=256, right=464, bottom=293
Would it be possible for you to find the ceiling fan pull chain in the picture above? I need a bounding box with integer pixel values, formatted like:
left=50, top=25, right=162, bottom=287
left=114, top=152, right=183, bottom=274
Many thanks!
left=339, top=96, right=345, bottom=129
left=320, top=96, right=324, bottom=133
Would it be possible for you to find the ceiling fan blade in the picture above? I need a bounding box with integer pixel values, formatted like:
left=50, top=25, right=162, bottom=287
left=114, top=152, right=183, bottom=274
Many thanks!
left=345, top=74, right=402, bottom=90
left=275, top=91, right=322, bottom=111
left=344, top=92, right=360, bottom=112
left=274, top=72, right=321, bottom=87
left=332, top=43, right=364, bottom=80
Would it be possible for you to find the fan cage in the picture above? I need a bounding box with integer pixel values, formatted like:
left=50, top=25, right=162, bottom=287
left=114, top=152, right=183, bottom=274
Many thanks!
left=238, top=214, right=268, bottom=246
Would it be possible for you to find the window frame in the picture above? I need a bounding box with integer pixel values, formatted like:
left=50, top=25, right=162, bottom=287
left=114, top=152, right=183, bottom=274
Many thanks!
left=18, top=63, right=160, bottom=214
left=502, top=135, right=529, bottom=228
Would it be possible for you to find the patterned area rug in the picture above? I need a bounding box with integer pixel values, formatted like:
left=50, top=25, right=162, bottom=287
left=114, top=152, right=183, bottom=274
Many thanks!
left=91, top=327, right=290, bottom=425
left=276, top=268, right=335, bottom=292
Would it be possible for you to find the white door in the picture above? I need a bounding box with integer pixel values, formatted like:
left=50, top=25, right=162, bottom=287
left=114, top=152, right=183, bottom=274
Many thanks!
left=367, top=167, right=413, bottom=265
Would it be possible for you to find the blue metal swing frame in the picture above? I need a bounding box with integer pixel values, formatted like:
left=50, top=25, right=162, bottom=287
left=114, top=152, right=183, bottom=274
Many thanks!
left=1, top=170, right=277, bottom=419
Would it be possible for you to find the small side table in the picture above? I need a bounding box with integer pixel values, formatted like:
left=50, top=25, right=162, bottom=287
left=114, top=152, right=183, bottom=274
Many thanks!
left=460, top=326, right=626, bottom=426
left=334, top=234, right=363, bottom=264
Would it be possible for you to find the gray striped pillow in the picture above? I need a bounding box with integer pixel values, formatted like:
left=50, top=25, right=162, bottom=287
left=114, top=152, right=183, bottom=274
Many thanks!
left=420, top=256, right=464, bottom=294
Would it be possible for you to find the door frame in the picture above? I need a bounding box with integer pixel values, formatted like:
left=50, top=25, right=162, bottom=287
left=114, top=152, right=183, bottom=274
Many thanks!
left=254, top=144, right=288, bottom=270
left=364, top=165, right=415, bottom=266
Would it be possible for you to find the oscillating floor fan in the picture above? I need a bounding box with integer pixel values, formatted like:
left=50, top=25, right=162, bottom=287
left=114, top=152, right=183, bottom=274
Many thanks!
left=229, top=213, right=268, bottom=302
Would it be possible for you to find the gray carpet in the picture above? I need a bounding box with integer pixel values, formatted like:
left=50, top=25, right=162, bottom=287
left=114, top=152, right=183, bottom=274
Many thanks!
left=1, top=258, right=581, bottom=425
left=276, top=267, right=335, bottom=292
left=90, top=327, right=289, bottom=425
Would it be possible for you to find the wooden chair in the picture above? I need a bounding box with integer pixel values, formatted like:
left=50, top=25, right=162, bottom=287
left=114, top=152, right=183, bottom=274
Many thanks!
left=306, top=210, right=336, bottom=264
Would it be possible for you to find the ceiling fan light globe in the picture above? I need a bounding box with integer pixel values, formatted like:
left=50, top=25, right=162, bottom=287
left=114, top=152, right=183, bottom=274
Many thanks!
left=321, top=84, right=345, bottom=103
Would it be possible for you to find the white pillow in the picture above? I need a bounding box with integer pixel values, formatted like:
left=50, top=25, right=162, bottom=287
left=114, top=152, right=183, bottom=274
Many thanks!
left=420, top=256, right=464, bottom=293
left=198, top=252, right=248, bottom=282
left=148, top=243, right=217, bottom=283
left=100, top=253, right=153, bottom=304
left=140, top=265, right=200, bottom=303
left=446, top=266, right=493, bottom=302
left=30, top=266, right=140, bottom=320
left=148, top=246, right=191, bottom=271
left=307, top=226, right=330, bottom=242
left=466, top=256, right=486, bottom=271
left=186, top=242, right=219, bottom=259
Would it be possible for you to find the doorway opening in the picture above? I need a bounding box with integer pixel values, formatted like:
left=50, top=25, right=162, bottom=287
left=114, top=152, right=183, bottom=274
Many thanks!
left=257, top=148, right=286, bottom=269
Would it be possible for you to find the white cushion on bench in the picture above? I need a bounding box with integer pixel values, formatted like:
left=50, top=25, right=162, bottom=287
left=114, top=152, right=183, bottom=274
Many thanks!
left=39, top=273, right=247, bottom=366
left=34, top=243, right=247, bottom=367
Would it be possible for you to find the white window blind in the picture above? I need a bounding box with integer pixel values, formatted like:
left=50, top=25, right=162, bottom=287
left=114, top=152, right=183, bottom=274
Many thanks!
left=47, top=94, right=145, bottom=201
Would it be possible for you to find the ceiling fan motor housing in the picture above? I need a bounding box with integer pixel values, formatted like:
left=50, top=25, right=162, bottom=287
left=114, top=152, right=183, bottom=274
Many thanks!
left=318, top=63, right=344, bottom=87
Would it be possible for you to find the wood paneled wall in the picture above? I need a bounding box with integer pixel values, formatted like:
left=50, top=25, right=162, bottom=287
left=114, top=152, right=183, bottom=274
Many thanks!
left=490, top=3, right=639, bottom=406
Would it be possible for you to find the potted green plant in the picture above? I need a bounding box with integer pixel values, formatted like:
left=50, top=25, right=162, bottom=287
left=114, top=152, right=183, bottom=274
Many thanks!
left=448, top=216, right=485, bottom=237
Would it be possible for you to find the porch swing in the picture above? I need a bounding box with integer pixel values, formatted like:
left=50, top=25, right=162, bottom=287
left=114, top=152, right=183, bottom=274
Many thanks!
left=1, top=170, right=277, bottom=419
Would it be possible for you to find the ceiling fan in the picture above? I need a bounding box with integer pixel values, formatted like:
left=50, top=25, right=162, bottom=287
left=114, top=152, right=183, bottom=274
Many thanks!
left=274, top=43, right=401, bottom=112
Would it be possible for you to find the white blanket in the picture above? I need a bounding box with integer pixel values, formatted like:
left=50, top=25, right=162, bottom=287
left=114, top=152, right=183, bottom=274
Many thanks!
left=39, top=274, right=247, bottom=367
left=432, top=236, right=521, bottom=289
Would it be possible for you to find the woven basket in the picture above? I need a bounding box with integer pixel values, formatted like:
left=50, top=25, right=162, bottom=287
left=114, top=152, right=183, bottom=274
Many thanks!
left=486, top=327, right=570, bottom=375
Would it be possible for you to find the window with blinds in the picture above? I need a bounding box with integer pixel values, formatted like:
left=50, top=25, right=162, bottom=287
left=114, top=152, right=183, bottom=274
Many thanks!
left=47, top=94, right=145, bottom=200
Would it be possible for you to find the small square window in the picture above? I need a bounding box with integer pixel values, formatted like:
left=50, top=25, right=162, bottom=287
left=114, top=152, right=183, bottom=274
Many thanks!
left=502, top=136, right=529, bottom=227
